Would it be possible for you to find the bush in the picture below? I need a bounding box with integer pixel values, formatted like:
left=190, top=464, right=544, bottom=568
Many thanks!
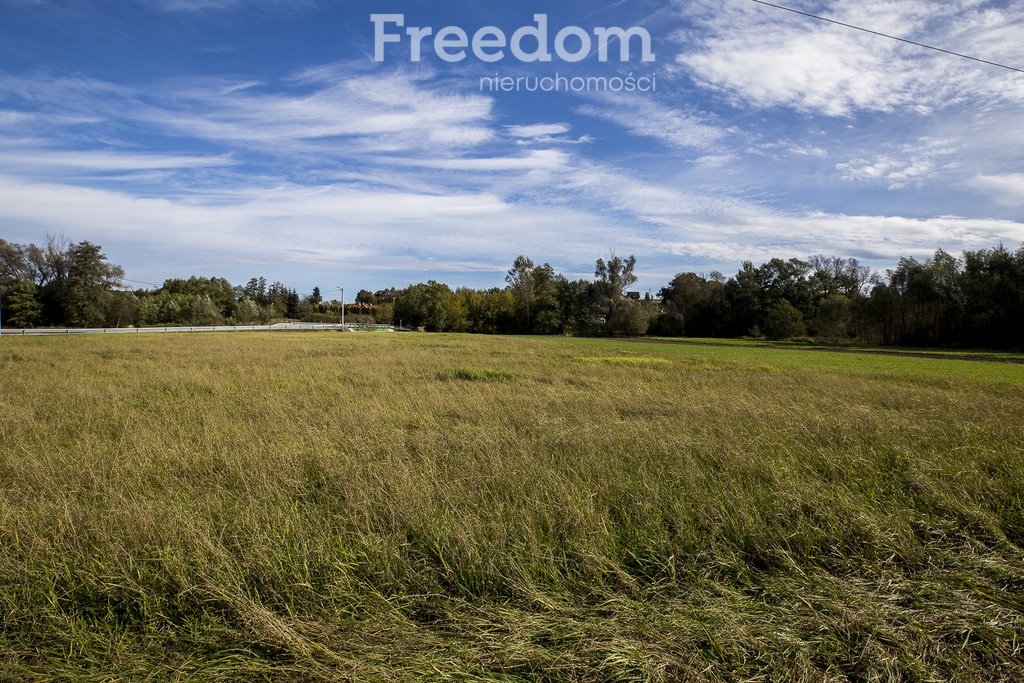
left=814, top=294, right=853, bottom=338
left=608, top=299, right=650, bottom=336
left=762, top=300, right=807, bottom=339
left=648, top=311, right=685, bottom=337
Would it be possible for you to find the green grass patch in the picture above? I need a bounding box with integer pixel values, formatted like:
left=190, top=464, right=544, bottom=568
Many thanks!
left=649, top=335, right=1024, bottom=360
left=437, top=367, right=518, bottom=381
left=563, top=336, right=1024, bottom=385
left=574, top=355, right=670, bottom=365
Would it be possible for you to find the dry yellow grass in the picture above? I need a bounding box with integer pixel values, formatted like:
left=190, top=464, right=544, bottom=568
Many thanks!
left=1, top=332, right=1023, bottom=680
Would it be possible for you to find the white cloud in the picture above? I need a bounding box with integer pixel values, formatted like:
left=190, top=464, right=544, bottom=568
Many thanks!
left=971, top=173, right=1024, bottom=207
left=786, top=144, right=828, bottom=158
left=534, top=160, right=1024, bottom=265
left=749, top=141, right=829, bottom=159
left=0, top=173, right=629, bottom=275
left=0, top=110, right=32, bottom=125
left=3, top=154, right=1023, bottom=287
left=674, top=0, right=1024, bottom=116
left=2, top=53, right=1020, bottom=288
left=556, top=162, right=740, bottom=219
left=659, top=211, right=1024, bottom=264
left=0, top=148, right=234, bottom=173
left=0, top=69, right=496, bottom=157
left=152, top=70, right=496, bottom=152
left=836, top=137, right=960, bottom=189
left=377, top=150, right=570, bottom=173
left=507, top=123, right=571, bottom=138
left=577, top=94, right=725, bottom=150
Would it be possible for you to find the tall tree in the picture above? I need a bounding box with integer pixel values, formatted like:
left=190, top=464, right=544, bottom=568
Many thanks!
left=659, top=272, right=725, bottom=337
left=0, top=239, right=33, bottom=284
left=3, top=281, right=43, bottom=328
left=594, top=254, right=637, bottom=334
left=393, top=281, right=466, bottom=332
left=62, top=242, right=125, bottom=328
left=530, top=263, right=564, bottom=334
left=505, top=255, right=535, bottom=332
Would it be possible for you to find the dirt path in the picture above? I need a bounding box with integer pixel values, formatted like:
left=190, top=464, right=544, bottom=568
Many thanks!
left=621, top=338, right=1024, bottom=365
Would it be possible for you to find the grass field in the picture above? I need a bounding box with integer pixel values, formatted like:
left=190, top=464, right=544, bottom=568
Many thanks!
left=1, top=332, right=1023, bottom=681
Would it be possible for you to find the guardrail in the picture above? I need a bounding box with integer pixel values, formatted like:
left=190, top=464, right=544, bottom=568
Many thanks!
left=0, top=323, right=395, bottom=336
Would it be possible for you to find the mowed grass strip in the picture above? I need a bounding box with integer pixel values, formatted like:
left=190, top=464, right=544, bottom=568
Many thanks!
left=1, top=332, right=1022, bottom=681
left=574, top=355, right=670, bottom=365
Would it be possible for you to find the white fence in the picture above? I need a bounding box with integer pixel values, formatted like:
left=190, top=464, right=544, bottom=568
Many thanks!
left=0, top=323, right=394, bottom=337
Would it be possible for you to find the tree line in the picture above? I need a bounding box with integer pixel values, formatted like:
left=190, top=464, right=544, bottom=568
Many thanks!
left=654, top=247, right=1024, bottom=348
left=2, top=235, right=1022, bottom=348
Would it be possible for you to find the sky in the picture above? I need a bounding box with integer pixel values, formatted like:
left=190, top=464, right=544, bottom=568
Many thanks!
left=1, top=0, right=1023, bottom=296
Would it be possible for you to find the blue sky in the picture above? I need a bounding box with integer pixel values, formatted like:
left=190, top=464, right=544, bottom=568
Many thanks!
left=1, top=0, right=1023, bottom=295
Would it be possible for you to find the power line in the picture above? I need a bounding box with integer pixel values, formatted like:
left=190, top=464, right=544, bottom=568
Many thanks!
left=747, top=0, right=1024, bottom=74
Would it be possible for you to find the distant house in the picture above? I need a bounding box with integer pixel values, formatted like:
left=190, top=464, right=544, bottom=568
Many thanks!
left=375, top=289, right=398, bottom=302
left=625, top=291, right=641, bottom=301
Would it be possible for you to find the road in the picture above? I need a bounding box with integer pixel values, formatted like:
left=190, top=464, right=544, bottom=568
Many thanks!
left=0, top=323, right=394, bottom=337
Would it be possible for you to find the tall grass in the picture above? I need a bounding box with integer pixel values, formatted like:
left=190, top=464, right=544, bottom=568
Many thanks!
left=1, top=333, right=1022, bottom=680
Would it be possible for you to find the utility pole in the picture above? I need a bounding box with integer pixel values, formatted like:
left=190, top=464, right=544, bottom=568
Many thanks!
left=339, top=286, right=345, bottom=328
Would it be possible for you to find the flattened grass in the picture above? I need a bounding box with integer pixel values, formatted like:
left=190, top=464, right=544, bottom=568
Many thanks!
left=438, top=367, right=518, bottom=382
left=1, top=332, right=1023, bottom=680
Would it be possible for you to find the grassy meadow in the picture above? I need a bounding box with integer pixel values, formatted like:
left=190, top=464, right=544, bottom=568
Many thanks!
left=1, top=332, right=1023, bottom=680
